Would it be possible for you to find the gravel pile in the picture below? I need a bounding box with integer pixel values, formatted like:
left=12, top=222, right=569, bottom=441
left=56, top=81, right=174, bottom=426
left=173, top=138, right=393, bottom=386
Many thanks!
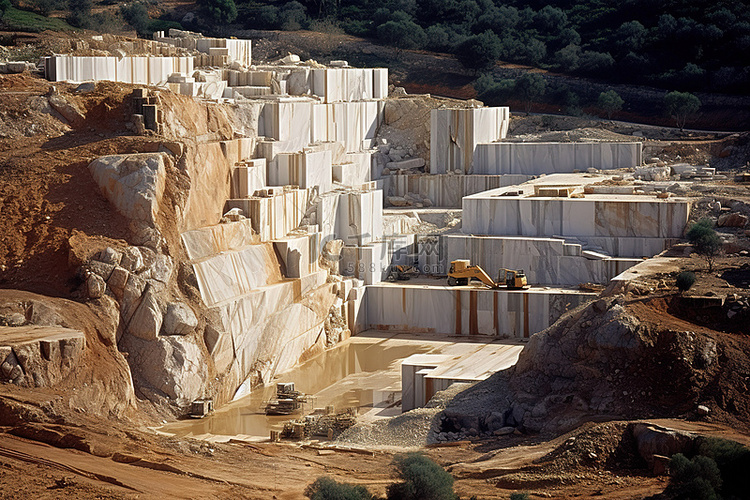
left=335, top=383, right=473, bottom=449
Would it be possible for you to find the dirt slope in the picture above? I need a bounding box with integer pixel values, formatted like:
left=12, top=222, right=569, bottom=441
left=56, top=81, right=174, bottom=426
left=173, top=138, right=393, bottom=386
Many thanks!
left=0, top=75, right=169, bottom=297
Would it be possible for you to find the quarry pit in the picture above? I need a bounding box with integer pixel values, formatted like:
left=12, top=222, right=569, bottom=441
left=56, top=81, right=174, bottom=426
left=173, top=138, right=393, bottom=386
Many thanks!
left=0, top=27, right=749, bottom=499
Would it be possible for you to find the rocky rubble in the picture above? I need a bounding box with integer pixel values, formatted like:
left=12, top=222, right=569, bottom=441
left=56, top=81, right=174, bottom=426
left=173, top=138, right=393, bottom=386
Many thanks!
left=434, top=291, right=750, bottom=439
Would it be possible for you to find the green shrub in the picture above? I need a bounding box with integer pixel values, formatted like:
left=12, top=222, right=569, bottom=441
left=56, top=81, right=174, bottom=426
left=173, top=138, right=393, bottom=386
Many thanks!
left=510, top=493, right=530, bottom=500
left=2, top=6, right=73, bottom=32
left=456, top=31, right=502, bottom=72
left=695, top=437, right=750, bottom=498
left=686, top=219, right=721, bottom=272
left=304, top=476, right=374, bottom=500
left=121, top=2, right=150, bottom=35
left=386, top=453, right=457, bottom=500
left=676, top=271, right=696, bottom=292
left=669, top=453, right=722, bottom=500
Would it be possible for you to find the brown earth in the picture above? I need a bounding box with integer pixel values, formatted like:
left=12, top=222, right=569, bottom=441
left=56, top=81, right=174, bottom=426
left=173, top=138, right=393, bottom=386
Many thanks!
left=0, top=75, right=166, bottom=297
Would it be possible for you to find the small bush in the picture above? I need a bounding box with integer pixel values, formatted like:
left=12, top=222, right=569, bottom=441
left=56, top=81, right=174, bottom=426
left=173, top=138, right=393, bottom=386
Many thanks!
left=510, top=493, right=530, bottom=500
left=676, top=271, right=696, bottom=292
left=686, top=219, right=722, bottom=272
left=669, top=453, right=722, bottom=500
left=304, top=477, right=373, bottom=500
left=386, top=453, right=456, bottom=500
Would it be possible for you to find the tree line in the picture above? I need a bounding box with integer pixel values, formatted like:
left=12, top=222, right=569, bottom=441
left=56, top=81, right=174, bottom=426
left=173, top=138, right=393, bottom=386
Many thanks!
left=218, top=0, right=750, bottom=95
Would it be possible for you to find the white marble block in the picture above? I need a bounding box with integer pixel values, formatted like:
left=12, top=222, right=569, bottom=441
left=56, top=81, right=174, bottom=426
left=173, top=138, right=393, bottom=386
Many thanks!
left=472, top=142, right=643, bottom=175
left=273, top=233, right=321, bottom=278
left=271, top=149, right=333, bottom=194
left=430, top=107, right=510, bottom=174
left=336, top=190, right=384, bottom=245
left=231, top=159, right=266, bottom=198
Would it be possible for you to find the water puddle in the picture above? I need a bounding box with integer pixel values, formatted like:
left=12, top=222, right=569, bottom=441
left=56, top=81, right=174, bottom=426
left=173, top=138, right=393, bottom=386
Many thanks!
left=160, top=336, right=434, bottom=439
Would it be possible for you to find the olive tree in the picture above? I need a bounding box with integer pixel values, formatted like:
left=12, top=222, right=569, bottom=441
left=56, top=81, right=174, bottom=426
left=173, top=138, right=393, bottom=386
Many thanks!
left=597, top=90, right=624, bottom=119
left=686, top=219, right=721, bottom=272
left=665, top=91, right=701, bottom=131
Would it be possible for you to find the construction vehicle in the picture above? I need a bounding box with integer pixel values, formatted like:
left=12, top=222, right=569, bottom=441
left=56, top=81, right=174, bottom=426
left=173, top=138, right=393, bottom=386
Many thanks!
left=386, top=264, right=419, bottom=281
left=263, top=383, right=308, bottom=416
left=447, top=260, right=529, bottom=289
left=499, top=268, right=529, bottom=289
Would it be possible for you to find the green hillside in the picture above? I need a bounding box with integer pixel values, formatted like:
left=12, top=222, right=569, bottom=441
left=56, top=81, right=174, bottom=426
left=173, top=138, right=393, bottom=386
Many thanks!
left=4, top=0, right=749, bottom=95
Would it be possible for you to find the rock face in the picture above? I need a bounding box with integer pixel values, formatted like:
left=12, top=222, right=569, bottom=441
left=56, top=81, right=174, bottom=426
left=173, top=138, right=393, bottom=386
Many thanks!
left=163, top=303, right=198, bottom=336
left=88, top=153, right=170, bottom=225
left=439, top=293, right=750, bottom=436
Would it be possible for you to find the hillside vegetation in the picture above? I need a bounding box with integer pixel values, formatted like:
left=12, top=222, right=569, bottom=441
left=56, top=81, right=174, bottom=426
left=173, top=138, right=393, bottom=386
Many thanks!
left=224, top=0, right=750, bottom=95
left=3, top=0, right=749, bottom=96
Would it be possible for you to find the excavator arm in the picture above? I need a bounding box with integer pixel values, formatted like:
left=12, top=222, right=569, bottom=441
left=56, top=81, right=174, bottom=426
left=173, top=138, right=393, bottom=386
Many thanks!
left=449, top=266, right=500, bottom=288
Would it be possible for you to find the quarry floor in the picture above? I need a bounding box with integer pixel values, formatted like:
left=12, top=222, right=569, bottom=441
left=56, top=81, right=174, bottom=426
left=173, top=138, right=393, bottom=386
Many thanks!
left=158, top=332, right=524, bottom=441
left=2, top=410, right=750, bottom=499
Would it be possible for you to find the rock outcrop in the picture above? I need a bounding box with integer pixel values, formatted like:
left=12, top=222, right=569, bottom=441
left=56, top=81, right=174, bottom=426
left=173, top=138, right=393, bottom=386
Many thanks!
left=438, top=292, right=750, bottom=438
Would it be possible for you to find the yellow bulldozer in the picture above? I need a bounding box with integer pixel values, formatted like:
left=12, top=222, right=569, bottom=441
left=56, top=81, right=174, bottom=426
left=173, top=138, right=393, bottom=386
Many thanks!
left=447, top=259, right=529, bottom=289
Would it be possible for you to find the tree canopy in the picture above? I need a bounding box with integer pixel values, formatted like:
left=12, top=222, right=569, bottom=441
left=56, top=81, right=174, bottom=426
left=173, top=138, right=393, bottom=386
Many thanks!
left=199, top=0, right=237, bottom=25
left=665, top=91, right=701, bottom=131
left=597, top=90, right=624, bottom=119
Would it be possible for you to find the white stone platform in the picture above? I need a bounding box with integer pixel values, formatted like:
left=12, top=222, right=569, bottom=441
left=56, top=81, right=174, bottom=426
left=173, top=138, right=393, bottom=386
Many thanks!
left=462, top=174, right=690, bottom=240
left=473, top=141, right=642, bottom=175
left=365, top=280, right=595, bottom=338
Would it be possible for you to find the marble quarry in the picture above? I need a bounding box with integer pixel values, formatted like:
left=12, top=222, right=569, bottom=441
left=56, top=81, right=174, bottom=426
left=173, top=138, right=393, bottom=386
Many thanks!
left=473, top=141, right=643, bottom=175
left=58, top=28, right=703, bottom=416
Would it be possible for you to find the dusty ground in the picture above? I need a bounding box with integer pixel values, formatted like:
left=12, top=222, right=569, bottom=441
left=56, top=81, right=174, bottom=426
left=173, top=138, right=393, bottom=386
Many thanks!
left=1, top=390, right=749, bottom=500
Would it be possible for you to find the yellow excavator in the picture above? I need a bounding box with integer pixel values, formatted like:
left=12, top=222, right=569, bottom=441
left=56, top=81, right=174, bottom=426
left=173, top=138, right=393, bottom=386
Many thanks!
left=447, top=259, right=529, bottom=289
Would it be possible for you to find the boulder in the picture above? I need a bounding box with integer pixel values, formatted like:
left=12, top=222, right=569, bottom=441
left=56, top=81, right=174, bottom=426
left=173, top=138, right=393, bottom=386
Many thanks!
left=47, top=94, right=86, bottom=125
left=121, top=274, right=146, bottom=324
left=632, top=423, right=695, bottom=467
left=120, top=247, right=144, bottom=273
left=99, top=247, right=123, bottom=266
left=163, top=303, right=198, bottom=336
left=29, top=302, right=62, bottom=327
left=0, top=350, right=24, bottom=384
left=717, top=212, right=748, bottom=228
left=107, top=266, right=129, bottom=299
left=0, top=313, right=26, bottom=327
left=388, top=196, right=408, bottom=207
left=87, top=273, right=106, bottom=299
left=387, top=158, right=425, bottom=171
left=127, top=287, right=163, bottom=341
left=88, top=261, right=115, bottom=281
left=88, top=153, right=170, bottom=225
